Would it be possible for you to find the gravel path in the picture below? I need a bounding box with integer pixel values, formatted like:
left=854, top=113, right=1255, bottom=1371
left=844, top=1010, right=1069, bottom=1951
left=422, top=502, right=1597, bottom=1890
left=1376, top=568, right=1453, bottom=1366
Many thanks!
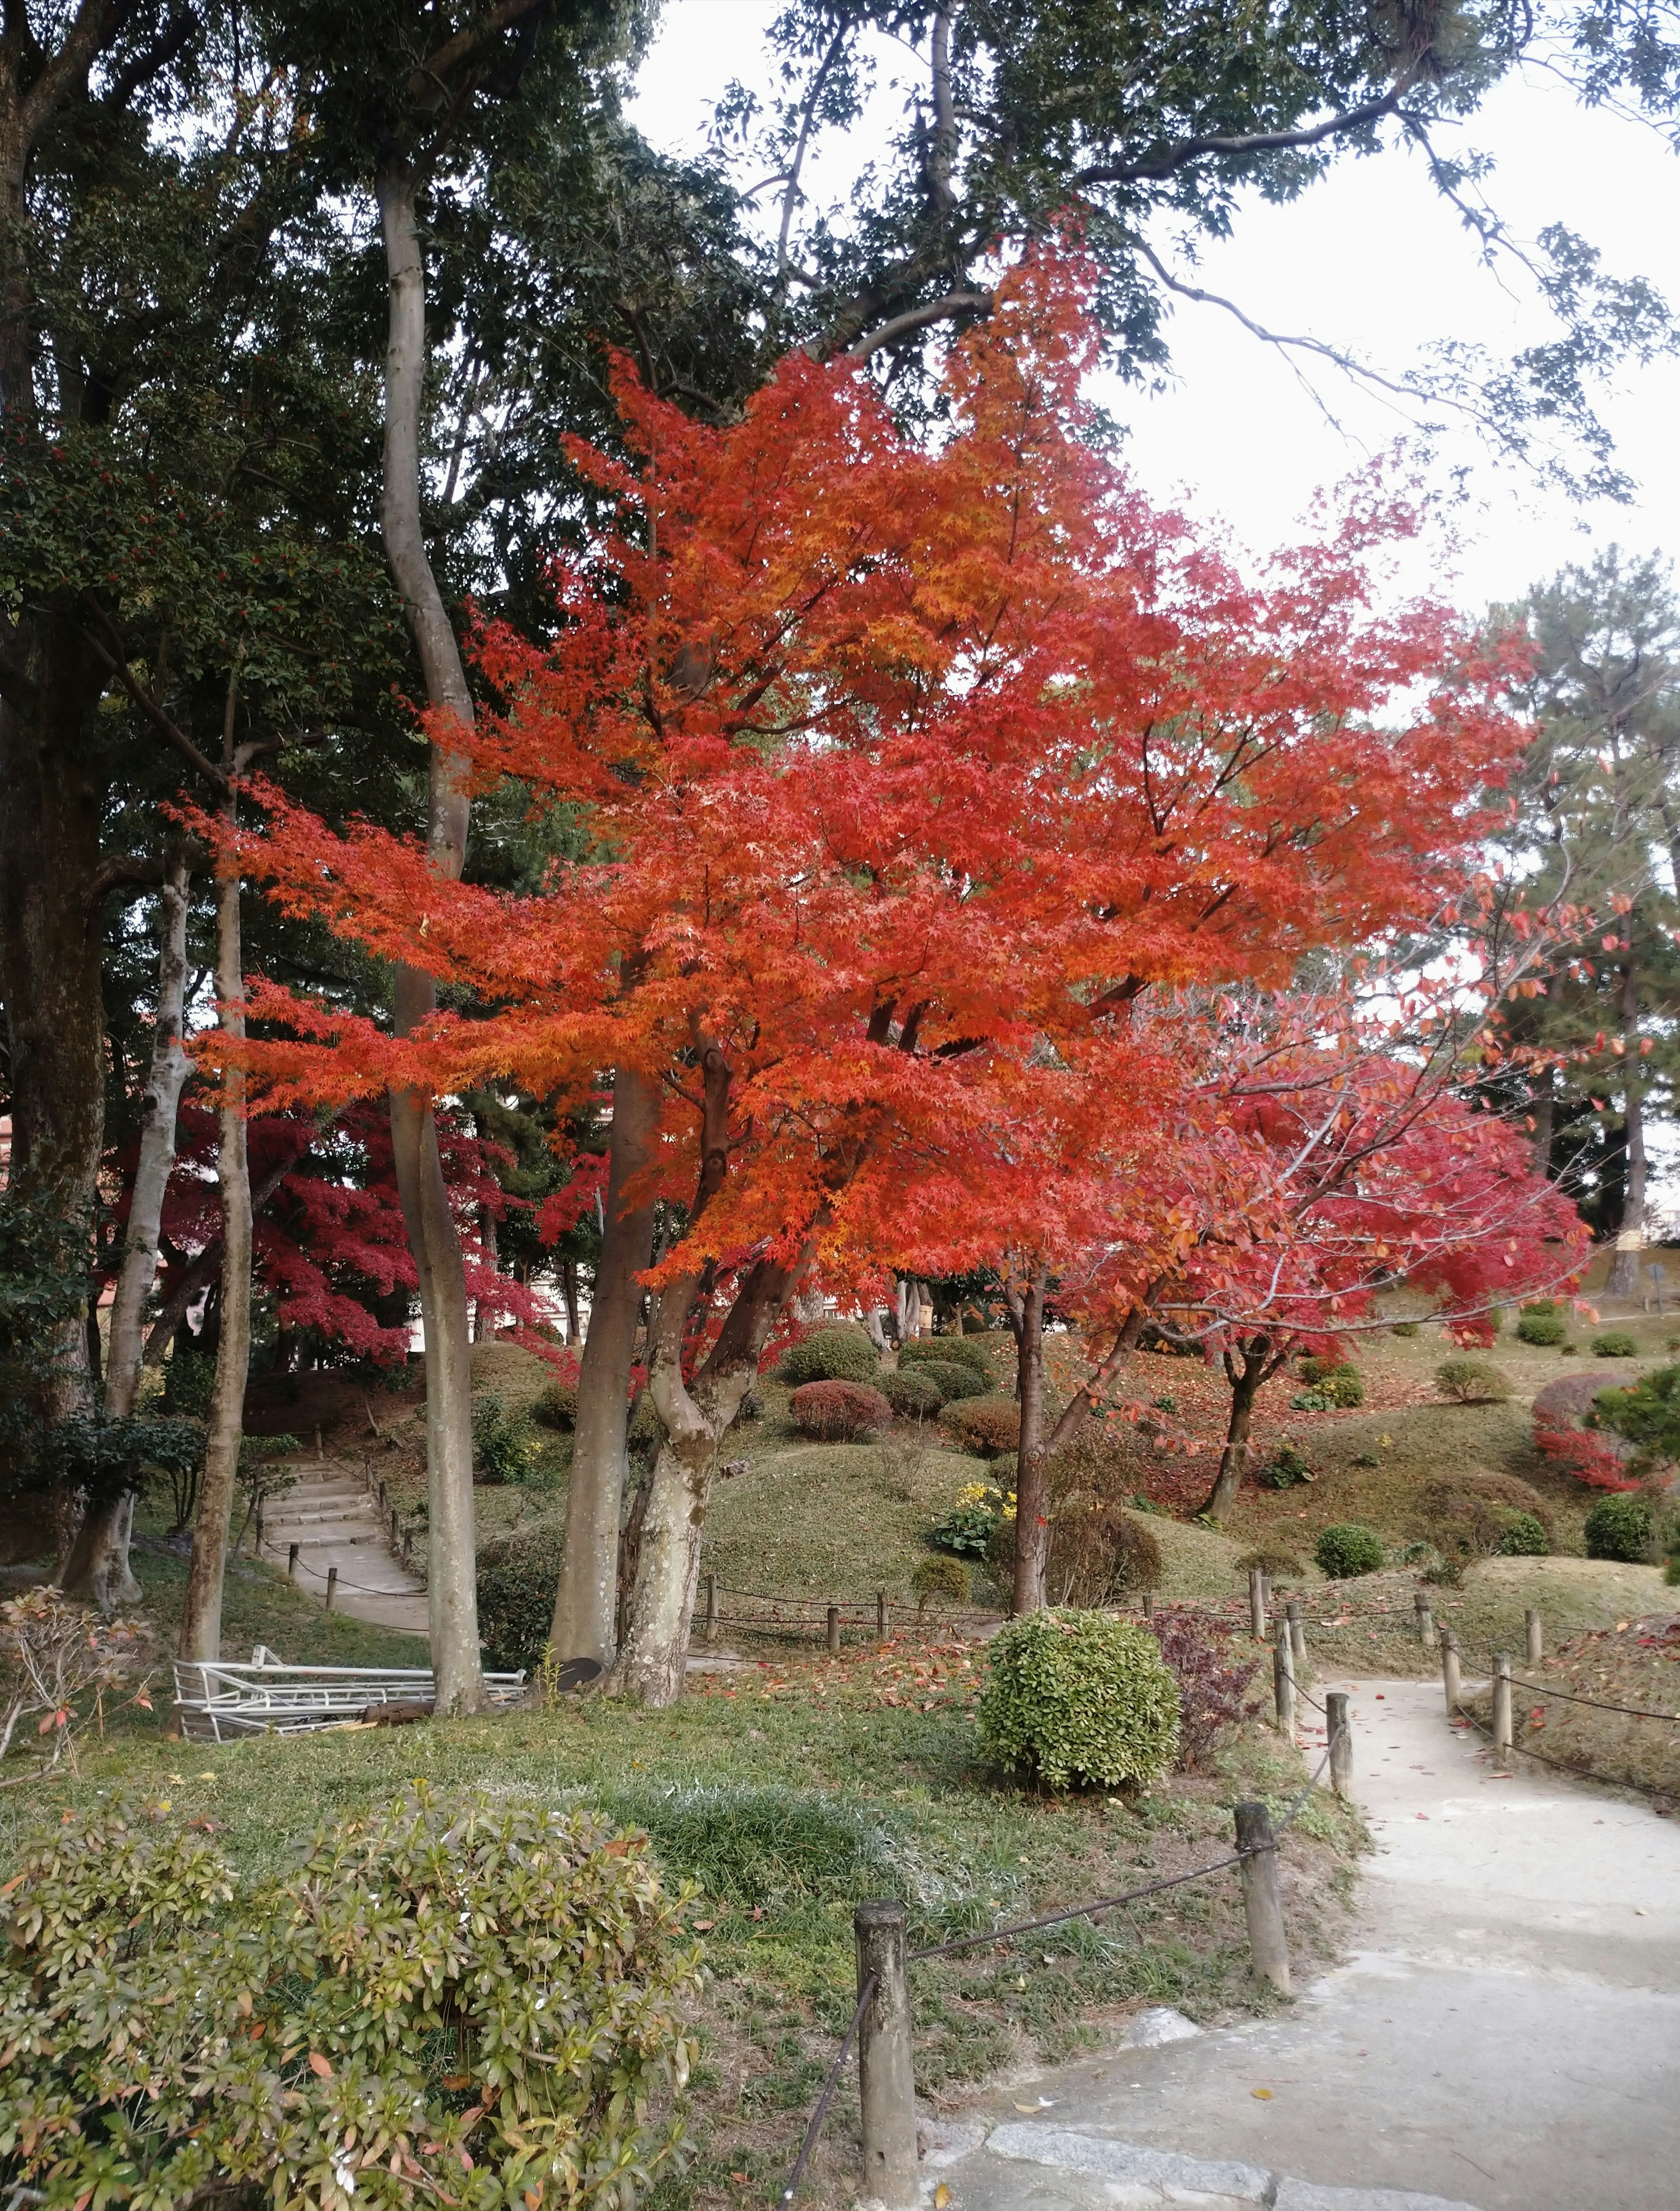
left=924, top=1674, right=1680, bottom=2211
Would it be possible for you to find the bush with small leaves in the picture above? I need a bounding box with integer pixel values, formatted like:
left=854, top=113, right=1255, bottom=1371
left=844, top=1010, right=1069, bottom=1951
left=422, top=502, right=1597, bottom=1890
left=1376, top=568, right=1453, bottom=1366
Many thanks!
left=778, top=1324, right=880, bottom=1385
left=532, top=1377, right=579, bottom=1429
left=1592, top=1330, right=1638, bottom=1359
left=0, top=1788, right=701, bottom=2211
left=1517, top=1308, right=1567, bottom=1346
left=476, top=1519, right=566, bottom=1672
left=978, top=1608, right=1181, bottom=1791
left=1435, top=1356, right=1512, bottom=1404
left=940, top=1393, right=1021, bottom=1456
left=1148, top=1612, right=1260, bottom=1769
left=1236, top=1544, right=1305, bottom=1583
left=1495, top=1511, right=1550, bottom=1556
left=471, top=1391, right=541, bottom=1484
left=1390, top=1320, right=1422, bottom=1338
left=1037, top=1433, right=1163, bottom=1605
left=1583, top=1491, right=1654, bottom=1562
left=1418, top=1472, right=1554, bottom=1563
left=788, top=1380, right=893, bottom=1442
left=900, top=1335, right=995, bottom=1379
left=883, top=1367, right=945, bottom=1417
left=1315, top=1522, right=1386, bottom=1578
left=907, top=1358, right=988, bottom=1402
left=911, top=1554, right=970, bottom=1610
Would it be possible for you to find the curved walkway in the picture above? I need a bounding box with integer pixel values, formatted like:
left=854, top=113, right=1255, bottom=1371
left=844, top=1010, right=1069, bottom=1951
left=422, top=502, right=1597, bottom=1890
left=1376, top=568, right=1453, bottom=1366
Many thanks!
left=256, top=1459, right=429, bottom=1636
left=928, top=1675, right=1680, bottom=2211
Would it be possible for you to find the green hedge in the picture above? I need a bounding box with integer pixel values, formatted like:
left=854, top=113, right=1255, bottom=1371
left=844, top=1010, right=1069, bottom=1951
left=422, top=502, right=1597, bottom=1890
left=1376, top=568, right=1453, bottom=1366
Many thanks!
left=477, top=1519, right=565, bottom=1673
left=900, top=1336, right=994, bottom=1379
left=1584, top=1492, right=1653, bottom=1562
left=978, top=1609, right=1181, bottom=1790
left=778, top=1325, right=880, bottom=1385
left=1315, top=1522, right=1386, bottom=1577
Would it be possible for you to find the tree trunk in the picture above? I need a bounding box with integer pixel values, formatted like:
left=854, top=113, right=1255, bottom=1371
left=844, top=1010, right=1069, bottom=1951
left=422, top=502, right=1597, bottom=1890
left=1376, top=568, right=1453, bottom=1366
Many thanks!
left=560, top=1257, right=581, bottom=1346
left=473, top=1204, right=498, bottom=1342
left=1530, top=1071, right=1555, bottom=1180
left=1608, top=962, right=1647, bottom=1297
left=177, top=848, right=252, bottom=1660
left=549, top=1064, right=659, bottom=1667
left=377, top=158, right=483, bottom=1714
left=1009, top=1268, right=1049, bottom=1615
left=1199, top=1347, right=1269, bottom=1520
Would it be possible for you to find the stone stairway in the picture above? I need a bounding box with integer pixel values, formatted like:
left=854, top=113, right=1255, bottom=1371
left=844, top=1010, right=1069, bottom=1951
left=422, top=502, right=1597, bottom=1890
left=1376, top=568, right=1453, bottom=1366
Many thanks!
left=257, top=1459, right=429, bottom=1637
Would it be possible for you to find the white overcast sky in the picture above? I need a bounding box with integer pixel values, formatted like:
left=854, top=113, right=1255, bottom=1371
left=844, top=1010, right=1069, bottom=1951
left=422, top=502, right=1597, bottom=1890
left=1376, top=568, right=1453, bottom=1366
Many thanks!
left=628, top=3, right=1680, bottom=619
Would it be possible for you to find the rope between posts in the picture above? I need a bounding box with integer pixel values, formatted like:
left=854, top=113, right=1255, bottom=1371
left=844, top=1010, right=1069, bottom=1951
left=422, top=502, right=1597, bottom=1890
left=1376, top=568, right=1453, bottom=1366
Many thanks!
left=1451, top=1699, right=1675, bottom=1802
left=282, top=1554, right=423, bottom=1598
left=776, top=1976, right=874, bottom=2210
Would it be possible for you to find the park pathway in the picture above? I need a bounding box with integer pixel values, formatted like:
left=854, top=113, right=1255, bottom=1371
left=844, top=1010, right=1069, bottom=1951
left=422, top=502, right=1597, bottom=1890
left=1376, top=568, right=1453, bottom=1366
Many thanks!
left=256, top=1455, right=429, bottom=1636
left=925, top=1675, right=1680, bottom=2211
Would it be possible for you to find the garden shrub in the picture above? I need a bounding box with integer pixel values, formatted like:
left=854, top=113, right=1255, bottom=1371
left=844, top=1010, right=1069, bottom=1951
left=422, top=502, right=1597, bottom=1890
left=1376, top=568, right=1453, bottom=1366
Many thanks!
left=1390, top=1320, right=1421, bottom=1338
left=476, top=1520, right=565, bottom=1672
left=1315, top=1522, right=1386, bottom=1578
left=1583, top=1492, right=1654, bottom=1562
left=778, top=1324, right=880, bottom=1385
left=1531, top=1371, right=1644, bottom=1491
left=882, top=1367, right=945, bottom=1417
left=1590, top=1364, right=1680, bottom=1457
left=0, top=1788, right=700, bottom=2211
left=1495, top=1511, right=1550, bottom=1556
left=1435, top=1355, right=1512, bottom=1403
left=788, top=1379, right=893, bottom=1441
left=977, top=1609, right=1181, bottom=1791
left=912, top=1554, right=971, bottom=1609
left=1417, top=1471, right=1555, bottom=1563
left=900, top=1335, right=994, bottom=1380
left=471, top=1391, right=541, bottom=1484
left=1236, top=1543, right=1305, bottom=1582
left=532, top=1376, right=579, bottom=1429
left=1039, top=1433, right=1164, bottom=1605
left=929, top=1482, right=1013, bottom=1556
left=1148, top=1612, right=1260, bottom=1769
left=914, top=1357, right=990, bottom=1402
left=1256, top=1442, right=1313, bottom=1489
left=940, top=1393, right=1021, bottom=1456
left=1593, top=1330, right=1639, bottom=1359
left=1517, top=1308, right=1567, bottom=1346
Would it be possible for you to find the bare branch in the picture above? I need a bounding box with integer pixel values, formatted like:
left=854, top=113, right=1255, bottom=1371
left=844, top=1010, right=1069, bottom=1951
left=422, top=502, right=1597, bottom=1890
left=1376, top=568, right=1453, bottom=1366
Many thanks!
left=1074, top=85, right=1409, bottom=190
left=844, top=287, right=993, bottom=362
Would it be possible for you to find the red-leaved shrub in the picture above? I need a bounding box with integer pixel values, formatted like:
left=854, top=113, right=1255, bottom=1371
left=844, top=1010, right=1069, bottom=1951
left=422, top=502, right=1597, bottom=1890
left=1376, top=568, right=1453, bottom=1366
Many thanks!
left=788, top=1380, right=893, bottom=1442
left=1531, top=1374, right=1642, bottom=1492
left=1148, top=1612, right=1260, bottom=1769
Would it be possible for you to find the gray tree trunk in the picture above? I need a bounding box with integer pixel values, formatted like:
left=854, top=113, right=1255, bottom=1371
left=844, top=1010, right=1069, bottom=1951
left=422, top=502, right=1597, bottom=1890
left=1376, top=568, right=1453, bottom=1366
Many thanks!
left=1607, top=961, right=1647, bottom=1297
left=1008, top=1269, right=1049, bottom=1614
left=377, top=158, right=483, bottom=1714
left=548, top=1065, right=658, bottom=1667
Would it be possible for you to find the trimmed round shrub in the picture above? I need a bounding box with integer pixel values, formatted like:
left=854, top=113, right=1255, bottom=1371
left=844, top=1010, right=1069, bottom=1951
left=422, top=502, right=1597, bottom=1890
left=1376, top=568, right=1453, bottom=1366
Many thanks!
left=1390, top=1320, right=1422, bottom=1338
left=940, top=1393, right=1021, bottom=1456
left=911, top=1554, right=971, bottom=1609
left=1315, top=1522, right=1386, bottom=1578
left=0, top=1789, right=700, bottom=2211
left=1236, top=1543, right=1306, bottom=1582
left=778, top=1324, right=880, bottom=1385
left=1418, top=1471, right=1555, bottom=1563
left=1517, top=1309, right=1567, bottom=1346
left=1495, top=1511, right=1550, bottom=1557
left=977, top=1609, right=1181, bottom=1791
left=1583, top=1492, right=1654, bottom=1562
left=532, top=1377, right=579, bottom=1429
left=1592, top=1330, right=1638, bottom=1359
left=1435, top=1356, right=1513, bottom=1404
left=477, top=1520, right=565, bottom=1672
left=900, top=1335, right=995, bottom=1379
left=789, top=1379, right=893, bottom=1441
left=915, top=1358, right=989, bottom=1402
left=882, top=1367, right=945, bottom=1417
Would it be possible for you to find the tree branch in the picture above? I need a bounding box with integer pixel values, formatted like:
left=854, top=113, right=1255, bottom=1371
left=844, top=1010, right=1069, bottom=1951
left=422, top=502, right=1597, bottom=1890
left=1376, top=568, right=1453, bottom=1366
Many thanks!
left=76, top=605, right=230, bottom=796
left=844, top=288, right=993, bottom=362
left=1074, top=86, right=1408, bottom=189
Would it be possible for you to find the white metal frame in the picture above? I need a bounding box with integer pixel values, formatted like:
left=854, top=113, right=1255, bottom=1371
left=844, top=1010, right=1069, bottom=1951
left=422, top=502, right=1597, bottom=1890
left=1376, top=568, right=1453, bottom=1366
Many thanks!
left=172, top=1649, right=526, bottom=1741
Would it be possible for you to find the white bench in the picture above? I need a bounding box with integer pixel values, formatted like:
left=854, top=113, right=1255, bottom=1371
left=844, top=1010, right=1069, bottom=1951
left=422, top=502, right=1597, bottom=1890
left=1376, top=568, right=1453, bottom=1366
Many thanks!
left=172, top=1646, right=526, bottom=1741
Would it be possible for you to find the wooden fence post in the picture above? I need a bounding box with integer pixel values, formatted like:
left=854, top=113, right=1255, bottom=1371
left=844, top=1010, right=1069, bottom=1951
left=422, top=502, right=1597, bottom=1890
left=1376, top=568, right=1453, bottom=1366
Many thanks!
left=704, top=1574, right=718, bottom=1646
left=854, top=1902, right=919, bottom=2208
left=827, top=1605, right=840, bottom=1656
left=325, top=1566, right=338, bottom=1614
left=1326, top=1689, right=1352, bottom=1797
left=1142, top=1589, right=1155, bottom=1620
left=1414, top=1590, right=1437, bottom=1650
left=1273, top=1624, right=1296, bottom=1741
left=1233, top=1803, right=1291, bottom=1995
left=1442, top=1627, right=1462, bottom=1716
left=877, top=1589, right=888, bottom=1637
left=1286, top=1598, right=1306, bottom=1671
left=1493, top=1652, right=1513, bottom=1767
left=287, top=1542, right=300, bottom=1582
left=1525, top=1609, right=1543, bottom=1665
left=1249, top=1566, right=1267, bottom=1640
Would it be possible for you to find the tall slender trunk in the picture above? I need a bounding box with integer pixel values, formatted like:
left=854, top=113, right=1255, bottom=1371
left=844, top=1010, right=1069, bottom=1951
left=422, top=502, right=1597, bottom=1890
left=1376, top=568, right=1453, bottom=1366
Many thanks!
left=58, top=856, right=193, bottom=1607
left=1530, top=1072, right=1555, bottom=1179
left=377, top=158, right=482, bottom=1713
left=1199, top=1339, right=1274, bottom=1520
left=473, top=1204, right=498, bottom=1342
left=1608, top=961, right=1647, bottom=1297
left=549, top=1064, right=658, bottom=1667
left=1007, top=1268, right=1048, bottom=1614
left=560, top=1258, right=581, bottom=1346
left=177, top=828, right=251, bottom=1661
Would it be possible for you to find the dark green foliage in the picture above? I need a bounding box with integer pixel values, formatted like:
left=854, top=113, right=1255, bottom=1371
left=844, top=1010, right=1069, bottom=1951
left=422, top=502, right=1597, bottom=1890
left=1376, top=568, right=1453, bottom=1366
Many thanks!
left=914, top=1359, right=990, bottom=1403
left=1390, top=1321, right=1422, bottom=1337
left=471, top=1392, right=541, bottom=1484
left=476, top=1521, right=565, bottom=1672
left=0, top=1787, right=699, bottom=2210
left=787, top=1381, right=892, bottom=1441
left=1293, top=1362, right=1364, bottom=1408
left=978, top=1610, right=1181, bottom=1792
left=1592, top=1331, right=1638, bottom=1358
left=882, top=1368, right=945, bottom=1417
left=532, top=1378, right=579, bottom=1429
left=1592, top=1365, right=1680, bottom=1460
left=1496, top=1512, right=1550, bottom=1556
left=1236, top=1545, right=1305, bottom=1581
left=911, top=1555, right=971, bottom=1608
left=1436, top=1356, right=1513, bottom=1403
left=1256, top=1443, right=1313, bottom=1489
left=1583, top=1493, right=1654, bottom=1562
left=777, top=1326, right=880, bottom=1386
left=1518, top=1310, right=1568, bottom=1346
left=940, top=1395, right=1021, bottom=1456
left=899, top=1337, right=994, bottom=1379
left=1418, top=1472, right=1555, bottom=1563
left=1315, top=1523, right=1386, bottom=1578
